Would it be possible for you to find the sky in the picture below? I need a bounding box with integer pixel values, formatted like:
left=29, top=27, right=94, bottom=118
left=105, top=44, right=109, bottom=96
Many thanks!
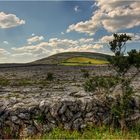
left=0, top=0, right=140, bottom=63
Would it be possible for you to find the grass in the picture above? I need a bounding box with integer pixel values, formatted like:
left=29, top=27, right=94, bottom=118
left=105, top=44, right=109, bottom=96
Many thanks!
left=0, top=77, right=53, bottom=87
left=5, top=92, right=20, bottom=99
left=30, top=126, right=140, bottom=139
left=61, top=57, right=109, bottom=66
left=14, top=79, right=33, bottom=86
left=0, top=78, right=10, bottom=86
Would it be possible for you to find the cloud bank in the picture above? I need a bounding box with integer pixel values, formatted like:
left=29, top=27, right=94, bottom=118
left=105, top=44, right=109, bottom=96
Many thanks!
left=7, top=37, right=102, bottom=63
left=67, top=0, right=140, bottom=35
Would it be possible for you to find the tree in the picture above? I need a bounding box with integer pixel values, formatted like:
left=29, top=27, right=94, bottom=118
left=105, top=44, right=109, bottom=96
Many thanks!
left=108, top=33, right=140, bottom=131
left=83, top=33, right=139, bottom=130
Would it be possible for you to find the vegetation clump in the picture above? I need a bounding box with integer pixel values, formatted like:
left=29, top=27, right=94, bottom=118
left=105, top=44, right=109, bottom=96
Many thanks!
left=81, top=69, right=89, bottom=78
left=84, top=76, right=119, bottom=93
left=83, top=33, right=140, bottom=131
left=0, top=78, right=10, bottom=86
left=108, top=33, right=139, bottom=131
left=46, top=72, right=54, bottom=81
left=31, top=126, right=140, bottom=139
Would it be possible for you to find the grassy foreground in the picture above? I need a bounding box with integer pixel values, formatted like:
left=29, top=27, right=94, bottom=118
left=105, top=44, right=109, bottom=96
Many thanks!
left=61, top=57, right=109, bottom=66
left=30, top=126, right=140, bottom=139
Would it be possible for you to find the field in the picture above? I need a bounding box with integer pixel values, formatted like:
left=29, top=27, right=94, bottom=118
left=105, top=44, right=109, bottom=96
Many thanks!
left=0, top=53, right=139, bottom=139
left=61, top=57, right=109, bottom=65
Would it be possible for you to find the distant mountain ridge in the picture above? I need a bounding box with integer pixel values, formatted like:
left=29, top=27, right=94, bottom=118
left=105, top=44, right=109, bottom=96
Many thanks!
left=31, top=52, right=110, bottom=65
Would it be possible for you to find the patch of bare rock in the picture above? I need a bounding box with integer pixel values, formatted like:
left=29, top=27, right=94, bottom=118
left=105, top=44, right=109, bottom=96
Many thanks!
left=0, top=65, right=139, bottom=138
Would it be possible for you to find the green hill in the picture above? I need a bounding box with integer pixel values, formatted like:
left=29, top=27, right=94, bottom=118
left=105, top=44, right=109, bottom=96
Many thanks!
left=31, top=52, right=110, bottom=65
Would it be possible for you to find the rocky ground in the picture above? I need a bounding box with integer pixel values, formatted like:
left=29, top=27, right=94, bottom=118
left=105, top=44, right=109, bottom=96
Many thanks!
left=0, top=64, right=139, bottom=138
left=0, top=65, right=112, bottom=102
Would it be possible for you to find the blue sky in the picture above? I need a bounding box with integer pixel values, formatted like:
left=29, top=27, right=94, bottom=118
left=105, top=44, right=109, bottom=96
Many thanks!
left=0, top=1, right=140, bottom=63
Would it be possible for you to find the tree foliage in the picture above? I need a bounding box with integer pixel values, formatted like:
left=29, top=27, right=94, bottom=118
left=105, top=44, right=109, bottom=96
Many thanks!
left=84, top=33, right=140, bottom=130
left=108, top=33, right=140, bottom=131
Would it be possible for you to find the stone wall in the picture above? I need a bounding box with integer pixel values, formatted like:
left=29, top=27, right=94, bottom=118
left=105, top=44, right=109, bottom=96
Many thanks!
left=0, top=95, right=111, bottom=138
left=0, top=93, right=139, bottom=139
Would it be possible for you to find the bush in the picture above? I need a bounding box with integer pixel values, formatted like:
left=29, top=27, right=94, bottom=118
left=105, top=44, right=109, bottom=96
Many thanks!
left=84, top=76, right=119, bottom=94
left=88, top=61, right=91, bottom=64
left=81, top=69, right=89, bottom=78
left=84, top=78, right=96, bottom=92
left=84, top=33, right=140, bottom=130
left=46, top=72, right=54, bottom=81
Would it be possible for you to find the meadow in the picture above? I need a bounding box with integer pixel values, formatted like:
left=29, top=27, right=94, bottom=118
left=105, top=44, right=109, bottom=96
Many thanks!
left=61, top=57, right=109, bottom=66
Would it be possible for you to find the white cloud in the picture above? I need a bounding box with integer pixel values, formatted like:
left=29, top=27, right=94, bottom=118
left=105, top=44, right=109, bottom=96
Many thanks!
left=0, top=48, right=10, bottom=55
left=91, top=2, right=98, bottom=9
left=63, top=44, right=103, bottom=52
left=100, top=35, right=114, bottom=43
left=0, top=48, right=11, bottom=63
left=0, top=37, right=108, bottom=63
left=74, top=6, right=80, bottom=12
left=78, top=38, right=94, bottom=43
left=27, top=35, right=44, bottom=44
left=91, top=44, right=103, bottom=49
left=31, top=33, right=35, bottom=36
left=100, top=33, right=140, bottom=43
left=61, top=32, right=64, bottom=35
left=67, top=1, right=140, bottom=35
left=3, top=41, right=9, bottom=44
left=67, top=11, right=102, bottom=35
left=11, top=37, right=103, bottom=62
left=0, top=12, right=25, bottom=29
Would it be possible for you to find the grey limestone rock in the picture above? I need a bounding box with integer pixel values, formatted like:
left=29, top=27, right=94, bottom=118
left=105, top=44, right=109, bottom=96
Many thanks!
left=21, top=125, right=37, bottom=137
left=18, top=113, right=30, bottom=120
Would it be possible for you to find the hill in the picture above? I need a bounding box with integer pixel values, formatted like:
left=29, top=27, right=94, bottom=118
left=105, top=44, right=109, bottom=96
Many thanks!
left=31, top=52, right=110, bottom=65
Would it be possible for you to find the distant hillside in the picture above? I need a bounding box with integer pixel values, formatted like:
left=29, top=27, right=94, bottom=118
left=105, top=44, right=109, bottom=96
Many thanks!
left=31, top=52, right=110, bottom=65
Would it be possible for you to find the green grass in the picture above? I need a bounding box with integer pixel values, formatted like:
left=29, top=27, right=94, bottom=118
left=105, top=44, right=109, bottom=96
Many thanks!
left=61, top=57, right=109, bottom=66
left=31, top=126, right=140, bottom=139
left=0, top=78, right=10, bottom=86
left=14, top=79, right=33, bottom=86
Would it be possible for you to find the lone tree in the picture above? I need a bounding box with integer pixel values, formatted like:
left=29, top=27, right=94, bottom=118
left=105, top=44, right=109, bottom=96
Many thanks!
left=83, top=33, right=140, bottom=130
left=108, top=33, right=140, bottom=131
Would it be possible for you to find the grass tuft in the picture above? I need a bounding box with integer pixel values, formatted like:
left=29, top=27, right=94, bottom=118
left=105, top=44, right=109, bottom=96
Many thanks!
left=30, top=125, right=140, bottom=139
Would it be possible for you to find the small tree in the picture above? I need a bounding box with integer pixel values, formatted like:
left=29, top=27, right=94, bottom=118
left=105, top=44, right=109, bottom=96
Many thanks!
left=83, top=33, right=139, bottom=130
left=108, top=33, right=140, bottom=131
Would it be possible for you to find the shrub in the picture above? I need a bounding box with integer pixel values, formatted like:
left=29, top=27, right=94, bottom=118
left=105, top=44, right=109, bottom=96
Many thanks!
left=81, top=69, right=89, bottom=78
left=0, top=78, right=10, bottom=86
left=84, top=33, right=140, bottom=130
left=35, top=113, right=46, bottom=124
left=46, top=72, right=54, bottom=81
left=83, top=78, right=96, bottom=92
left=88, top=61, right=91, bottom=64
left=84, top=76, right=119, bottom=94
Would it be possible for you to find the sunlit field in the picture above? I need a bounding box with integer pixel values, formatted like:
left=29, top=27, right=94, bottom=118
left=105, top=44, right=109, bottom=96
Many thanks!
left=61, top=57, right=109, bottom=66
